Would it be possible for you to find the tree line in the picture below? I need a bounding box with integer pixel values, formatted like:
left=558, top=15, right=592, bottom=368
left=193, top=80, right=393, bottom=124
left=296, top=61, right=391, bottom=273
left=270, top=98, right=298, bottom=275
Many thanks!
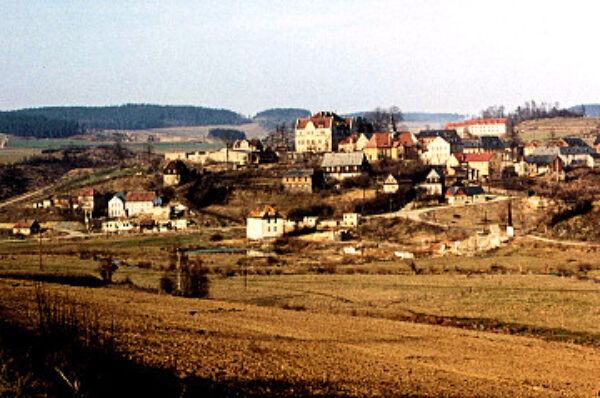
left=0, top=104, right=251, bottom=138
left=480, top=101, right=584, bottom=122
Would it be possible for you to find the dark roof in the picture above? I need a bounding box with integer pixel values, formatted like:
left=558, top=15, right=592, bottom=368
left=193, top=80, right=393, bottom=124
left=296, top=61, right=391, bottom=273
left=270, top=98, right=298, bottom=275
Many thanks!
left=560, top=137, right=588, bottom=147
left=417, top=130, right=460, bottom=142
left=284, top=169, right=314, bottom=178
left=480, top=136, right=504, bottom=150
left=463, top=186, right=485, bottom=196
left=462, top=140, right=481, bottom=149
left=558, top=146, right=595, bottom=155
left=524, top=155, right=558, bottom=164
left=163, top=160, right=187, bottom=174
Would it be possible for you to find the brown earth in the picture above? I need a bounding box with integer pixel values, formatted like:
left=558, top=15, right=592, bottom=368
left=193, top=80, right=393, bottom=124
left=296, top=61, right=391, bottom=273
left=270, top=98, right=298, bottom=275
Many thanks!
left=1, top=279, right=599, bottom=397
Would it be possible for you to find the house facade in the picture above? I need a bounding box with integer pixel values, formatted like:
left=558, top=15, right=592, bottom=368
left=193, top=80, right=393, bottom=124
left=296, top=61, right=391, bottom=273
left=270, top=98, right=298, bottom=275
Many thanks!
left=125, top=191, right=160, bottom=217
left=445, top=186, right=486, bottom=205
left=163, top=160, right=187, bottom=186
left=246, top=205, right=285, bottom=240
left=12, top=219, right=40, bottom=236
left=445, top=118, right=507, bottom=137
left=282, top=169, right=318, bottom=193
left=108, top=193, right=127, bottom=218
left=416, top=169, right=445, bottom=197
left=295, top=111, right=350, bottom=153
left=320, top=152, right=368, bottom=181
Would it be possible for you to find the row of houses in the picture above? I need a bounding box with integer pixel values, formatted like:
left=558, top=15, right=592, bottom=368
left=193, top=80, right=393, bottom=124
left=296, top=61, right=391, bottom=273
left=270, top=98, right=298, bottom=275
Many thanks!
left=246, top=205, right=362, bottom=240
left=164, top=139, right=277, bottom=167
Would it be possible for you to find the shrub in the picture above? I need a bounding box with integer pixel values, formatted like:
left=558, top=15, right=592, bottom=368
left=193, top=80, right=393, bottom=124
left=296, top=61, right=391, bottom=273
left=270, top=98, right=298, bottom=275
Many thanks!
left=180, top=265, right=210, bottom=298
left=159, top=273, right=175, bottom=294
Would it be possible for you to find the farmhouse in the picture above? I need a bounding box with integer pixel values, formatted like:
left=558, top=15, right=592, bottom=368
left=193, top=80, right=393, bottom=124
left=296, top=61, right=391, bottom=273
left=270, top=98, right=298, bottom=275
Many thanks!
left=321, top=152, right=369, bottom=181
left=282, top=169, right=321, bottom=193
left=445, top=185, right=486, bottom=205
left=416, top=168, right=445, bottom=197
left=446, top=152, right=494, bottom=180
left=163, top=160, right=188, bottom=186
left=233, top=139, right=263, bottom=152
left=12, top=219, right=40, bottom=236
left=78, top=188, right=103, bottom=214
left=125, top=191, right=161, bottom=217
left=516, top=154, right=565, bottom=177
left=338, top=133, right=370, bottom=152
left=102, top=220, right=134, bottom=233
left=382, top=174, right=412, bottom=194
left=246, top=205, right=285, bottom=240
left=363, top=132, right=403, bottom=161
left=108, top=192, right=127, bottom=218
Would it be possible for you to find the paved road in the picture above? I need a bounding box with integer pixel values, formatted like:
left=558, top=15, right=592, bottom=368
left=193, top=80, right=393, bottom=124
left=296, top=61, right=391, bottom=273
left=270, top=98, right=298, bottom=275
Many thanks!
left=367, top=195, right=511, bottom=230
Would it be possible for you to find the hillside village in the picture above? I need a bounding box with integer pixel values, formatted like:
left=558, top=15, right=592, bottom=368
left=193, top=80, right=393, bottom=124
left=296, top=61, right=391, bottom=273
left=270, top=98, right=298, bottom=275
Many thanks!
left=8, top=111, right=600, bottom=260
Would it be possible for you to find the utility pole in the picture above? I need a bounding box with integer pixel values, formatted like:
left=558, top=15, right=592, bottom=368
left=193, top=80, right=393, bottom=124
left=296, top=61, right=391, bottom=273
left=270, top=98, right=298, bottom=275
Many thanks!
left=38, top=230, right=43, bottom=271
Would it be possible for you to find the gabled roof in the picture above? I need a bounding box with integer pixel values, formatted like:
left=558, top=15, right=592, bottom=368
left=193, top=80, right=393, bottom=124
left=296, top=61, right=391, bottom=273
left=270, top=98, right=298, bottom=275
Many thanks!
left=111, top=192, right=127, bottom=202
left=417, top=130, right=461, bottom=143
left=125, top=191, right=156, bottom=202
left=296, top=116, right=331, bottom=130
left=396, top=131, right=416, bottom=147
left=163, top=160, right=187, bottom=174
left=384, top=174, right=397, bottom=184
left=248, top=205, right=282, bottom=218
left=524, top=155, right=558, bottom=164
left=284, top=169, right=314, bottom=178
left=339, top=134, right=358, bottom=145
left=463, top=186, right=485, bottom=196
left=321, top=152, right=366, bottom=168
left=452, top=152, right=494, bottom=163
left=14, top=219, right=38, bottom=228
left=425, top=168, right=444, bottom=181
left=559, top=137, right=588, bottom=147
left=365, top=132, right=392, bottom=149
left=480, top=136, right=504, bottom=150
left=79, top=188, right=99, bottom=197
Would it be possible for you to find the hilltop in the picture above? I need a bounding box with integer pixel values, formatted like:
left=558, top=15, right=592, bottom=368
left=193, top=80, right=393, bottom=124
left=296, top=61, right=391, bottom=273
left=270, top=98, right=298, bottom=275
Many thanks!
left=252, top=108, right=311, bottom=130
left=0, top=104, right=251, bottom=138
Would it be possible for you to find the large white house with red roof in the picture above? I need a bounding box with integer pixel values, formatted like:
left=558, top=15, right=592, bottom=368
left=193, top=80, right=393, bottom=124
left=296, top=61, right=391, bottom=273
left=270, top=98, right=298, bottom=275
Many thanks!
left=294, top=111, right=351, bottom=153
left=445, top=118, right=507, bottom=137
left=246, top=205, right=285, bottom=240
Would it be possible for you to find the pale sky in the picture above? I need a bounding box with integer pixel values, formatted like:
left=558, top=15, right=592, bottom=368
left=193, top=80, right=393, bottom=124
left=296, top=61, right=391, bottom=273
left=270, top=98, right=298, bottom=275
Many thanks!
left=1, top=0, right=600, bottom=116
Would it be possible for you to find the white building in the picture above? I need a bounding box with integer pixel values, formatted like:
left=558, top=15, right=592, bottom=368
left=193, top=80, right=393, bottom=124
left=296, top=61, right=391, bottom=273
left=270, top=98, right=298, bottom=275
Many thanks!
left=246, top=205, right=285, bottom=240
left=421, top=136, right=453, bottom=166
left=342, top=213, right=361, bottom=227
left=125, top=191, right=160, bottom=217
left=108, top=193, right=127, bottom=218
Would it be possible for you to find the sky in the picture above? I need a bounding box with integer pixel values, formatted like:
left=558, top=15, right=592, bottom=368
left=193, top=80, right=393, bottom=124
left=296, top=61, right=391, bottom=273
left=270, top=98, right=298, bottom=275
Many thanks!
left=1, top=0, right=600, bottom=116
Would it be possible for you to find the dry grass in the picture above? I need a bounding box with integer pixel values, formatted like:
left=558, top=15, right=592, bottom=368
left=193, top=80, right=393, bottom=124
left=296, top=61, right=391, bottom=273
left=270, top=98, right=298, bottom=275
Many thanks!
left=1, top=279, right=599, bottom=396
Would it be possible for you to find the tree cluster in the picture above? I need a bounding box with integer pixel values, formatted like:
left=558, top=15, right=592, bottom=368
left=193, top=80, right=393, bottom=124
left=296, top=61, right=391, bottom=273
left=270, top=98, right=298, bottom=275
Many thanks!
left=358, top=106, right=404, bottom=133
left=207, top=128, right=246, bottom=143
left=1, top=104, right=250, bottom=136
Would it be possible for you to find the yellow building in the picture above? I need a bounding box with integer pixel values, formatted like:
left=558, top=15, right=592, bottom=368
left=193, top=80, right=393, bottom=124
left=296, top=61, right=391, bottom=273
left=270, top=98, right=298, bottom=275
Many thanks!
left=295, top=111, right=350, bottom=153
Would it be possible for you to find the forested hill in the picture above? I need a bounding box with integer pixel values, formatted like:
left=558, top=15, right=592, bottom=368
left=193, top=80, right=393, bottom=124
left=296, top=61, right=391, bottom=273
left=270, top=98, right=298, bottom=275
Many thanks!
left=253, top=108, right=311, bottom=130
left=569, top=104, right=600, bottom=117
left=0, top=104, right=251, bottom=138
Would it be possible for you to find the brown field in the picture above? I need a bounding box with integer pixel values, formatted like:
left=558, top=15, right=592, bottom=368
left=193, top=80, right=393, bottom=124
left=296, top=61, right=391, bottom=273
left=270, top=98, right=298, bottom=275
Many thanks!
left=0, top=147, right=41, bottom=164
left=1, top=276, right=599, bottom=397
left=516, top=117, right=600, bottom=142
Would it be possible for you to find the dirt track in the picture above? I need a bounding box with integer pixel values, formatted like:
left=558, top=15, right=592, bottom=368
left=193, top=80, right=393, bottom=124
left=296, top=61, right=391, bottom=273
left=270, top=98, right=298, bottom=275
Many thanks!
left=1, top=279, right=598, bottom=397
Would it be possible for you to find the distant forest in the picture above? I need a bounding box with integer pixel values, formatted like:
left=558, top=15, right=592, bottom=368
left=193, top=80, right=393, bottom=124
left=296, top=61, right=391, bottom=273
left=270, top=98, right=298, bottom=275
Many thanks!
left=208, top=128, right=246, bottom=142
left=253, top=108, right=311, bottom=130
left=0, top=104, right=251, bottom=138
left=570, top=104, right=600, bottom=117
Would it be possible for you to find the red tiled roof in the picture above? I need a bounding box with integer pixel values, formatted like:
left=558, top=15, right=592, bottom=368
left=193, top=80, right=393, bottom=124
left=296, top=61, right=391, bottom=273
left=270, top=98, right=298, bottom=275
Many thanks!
left=397, top=132, right=416, bottom=147
left=248, top=205, right=281, bottom=218
left=444, top=118, right=507, bottom=129
left=453, top=152, right=494, bottom=163
left=79, top=188, right=98, bottom=197
left=14, top=219, right=37, bottom=228
left=296, top=116, right=332, bottom=130
left=339, top=134, right=358, bottom=145
left=365, top=132, right=392, bottom=148
left=125, top=191, right=156, bottom=202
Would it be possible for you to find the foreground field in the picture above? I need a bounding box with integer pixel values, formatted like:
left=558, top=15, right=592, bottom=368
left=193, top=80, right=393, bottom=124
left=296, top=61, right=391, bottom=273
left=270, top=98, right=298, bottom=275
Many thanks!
left=1, top=279, right=598, bottom=397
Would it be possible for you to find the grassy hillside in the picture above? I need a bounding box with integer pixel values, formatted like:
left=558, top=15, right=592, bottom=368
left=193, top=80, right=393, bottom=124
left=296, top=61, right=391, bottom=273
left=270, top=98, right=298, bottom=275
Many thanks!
left=515, top=117, right=600, bottom=142
left=252, top=108, right=311, bottom=130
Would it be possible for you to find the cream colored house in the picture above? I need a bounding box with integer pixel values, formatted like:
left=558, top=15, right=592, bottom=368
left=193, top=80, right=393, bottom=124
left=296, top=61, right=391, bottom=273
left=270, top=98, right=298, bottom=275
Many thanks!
left=102, top=220, right=134, bottom=233
left=421, top=136, right=454, bottom=166
left=246, top=205, right=285, bottom=240
left=338, top=133, right=370, bottom=152
left=125, top=191, right=160, bottom=217
left=295, top=111, right=350, bottom=153
left=446, top=152, right=494, bottom=180
left=342, top=213, right=361, bottom=227
left=108, top=193, right=127, bottom=218
left=445, top=118, right=507, bottom=137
